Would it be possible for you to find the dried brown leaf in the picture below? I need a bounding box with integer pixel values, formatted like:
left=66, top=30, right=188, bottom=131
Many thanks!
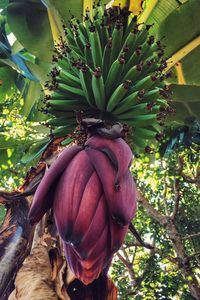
left=9, top=244, right=58, bottom=300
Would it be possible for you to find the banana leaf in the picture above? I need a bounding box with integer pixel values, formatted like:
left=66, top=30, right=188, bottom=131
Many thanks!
left=7, top=1, right=53, bottom=62
left=170, top=84, right=200, bottom=122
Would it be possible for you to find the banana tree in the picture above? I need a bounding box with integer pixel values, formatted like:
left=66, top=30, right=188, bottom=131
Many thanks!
left=0, top=0, right=200, bottom=299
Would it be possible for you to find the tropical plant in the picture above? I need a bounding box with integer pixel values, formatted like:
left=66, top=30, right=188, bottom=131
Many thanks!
left=0, top=0, right=200, bottom=299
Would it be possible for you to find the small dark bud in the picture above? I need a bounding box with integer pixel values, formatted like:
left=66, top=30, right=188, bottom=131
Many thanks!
left=151, top=75, right=157, bottom=81
left=94, top=67, right=102, bottom=78
left=89, top=25, right=96, bottom=32
left=146, top=102, right=156, bottom=111
left=137, top=89, right=145, bottom=99
left=45, top=95, right=51, bottom=101
left=167, top=106, right=175, bottom=114
left=146, top=24, right=154, bottom=30
left=147, top=35, right=154, bottom=45
left=136, top=46, right=142, bottom=56
left=136, top=62, right=143, bottom=72
left=123, top=46, right=129, bottom=53
left=123, top=80, right=132, bottom=89
left=52, top=55, right=58, bottom=62
left=155, top=133, right=164, bottom=141
left=119, top=56, right=125, bottom=64
left=145, top=146, right=153, bottom=153
left=107, top=38, right=112, bottom=48
left=157, top=50, right=164, bottom=57
left=133, top=24, right=139, bottom=34
left=85, top=42, right=91, bottom=49
left=165, top=71, right=173, bottom=78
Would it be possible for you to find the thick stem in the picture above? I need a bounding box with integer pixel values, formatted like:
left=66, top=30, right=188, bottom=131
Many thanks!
left=0, top=196, right=33, bottom=300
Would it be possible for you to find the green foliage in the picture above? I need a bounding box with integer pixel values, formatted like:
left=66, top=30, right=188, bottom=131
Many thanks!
left=0, top=204, right=6, bottom=225
left=0, top=91, right=50, bottom=190
left=157, top=0, right=200, bottom=58
left=7, top=1, right=53, bottom=62
left=110, top=147, right=200, bottom=299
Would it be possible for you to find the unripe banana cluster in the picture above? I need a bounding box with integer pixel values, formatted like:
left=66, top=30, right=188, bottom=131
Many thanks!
left=28, top=135, right=137, bottom=284
left=44, top=3, right=172, bottom=151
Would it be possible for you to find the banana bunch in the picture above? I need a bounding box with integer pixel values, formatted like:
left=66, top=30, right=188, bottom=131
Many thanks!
left=28, top=135, right=137, bottom=285
left=44, top=3, right=172, bottom=152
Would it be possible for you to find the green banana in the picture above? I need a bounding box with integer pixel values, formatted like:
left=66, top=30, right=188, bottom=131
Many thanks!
left=66, top=28, right=77, bottom=48
left=109, top=25, right=123, bottom=65
left=133, top=26, right=151, bottom=49
left=100, top=21, right=109, bottom=49
left=141, top=88, right=161, bottom=102
left=52, top=124, right=77, bottom=137
left=129, top=75, right=157, bottom=94
left=156, top=99, right=168, bottom=107
left=84, top=43, right=94, bottom=70
left=56, top=83, right=85, bottom=99
left=123, top=114, right=158, bottom=126
left=67, top=48, right=83, bottom=62
left=79, top=68, right=96, bottom=108
left=47, top=99, right=87, bottom=111
left=122, top=64, right=141, bottom=82
left=112, top=91, right=138, bottom=115
left=122, top=16, right=137, bottom=44
left=117, top=103, right=149, bottom=119
left=56, top=58, right=71, bottom=71
left=121, top=31, right=137, bottom=54
left=47, top=107, right=77, bottom=117
left=77, top=21, right=88, bottom=42
left=92, top=68, right=106, bottom=111
left=57, top=69, right=81, bottom=88
left=102, top=39, right=112, bottom=81
left=74, top=33, right=84, bottom=55
left=124, top=50, right=141, bottom=74
left=107, top=81, right=131, bottom=112
left=47, top=116, right=77, bottom=127
left=105, top=57, right=125, bottom=98
left=89, top=27, right=102, bottom=68
left=94, top=17, right=104, bottom=48
left=50, top=92, right=72, bottom=100
left=132, top=127, right=157, bottom=139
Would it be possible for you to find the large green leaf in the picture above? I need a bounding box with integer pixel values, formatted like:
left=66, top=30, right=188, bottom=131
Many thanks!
left=0, top=66, right=16, bottom=98
left=24, top=59, right=50, bottom=84
left=20, top=81, right=42, bottom=118
left=0, top=136, right=30, bottom=149
left=138, top=0, right=186, bottom=32
left=170, top=84, right=200, bottom=122
left=45, top=0, right=83, bottom=21
left=158, top=0, right=200, bottom=58
left=21, top=136, right=51, bottom=164
left=7, top=1, right=53, bottom=62
left=44, top=0, right=111, bottom=21
left=0, top=1, right=9, bottom=9
left=180, top=45, right=200, bottom=86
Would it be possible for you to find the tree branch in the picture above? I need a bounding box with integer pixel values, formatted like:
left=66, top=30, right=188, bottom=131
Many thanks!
left=178, top=156, right=199, bottom=184
left=171, top=177, right=180, bottom=221
left=137, top=190, right=168, bottom=226
left=182, top=232, right=200, bottom=240
left=117, top=252, right=137, bottom=287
